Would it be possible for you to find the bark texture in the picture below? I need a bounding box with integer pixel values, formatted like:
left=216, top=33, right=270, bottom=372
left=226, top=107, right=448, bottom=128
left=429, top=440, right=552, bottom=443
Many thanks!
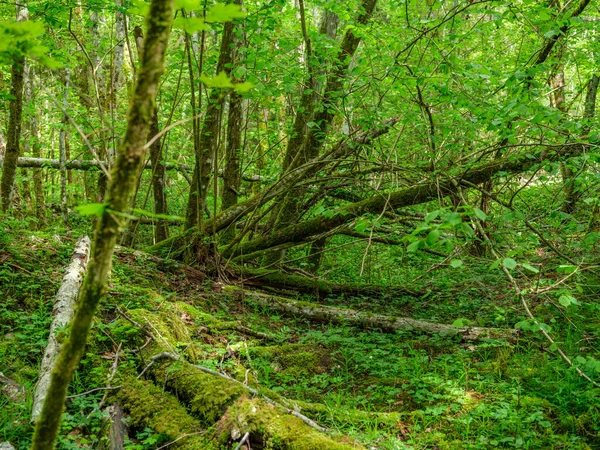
left=31, top=236, right=91, bottom=422
left=0, top=39, right=26, bottom=211
left=31, top=0, right=174, bottom=446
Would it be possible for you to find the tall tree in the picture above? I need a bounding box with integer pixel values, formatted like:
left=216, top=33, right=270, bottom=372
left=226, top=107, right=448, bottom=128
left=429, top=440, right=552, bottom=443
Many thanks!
left=0, top=3, right=28, bottom=212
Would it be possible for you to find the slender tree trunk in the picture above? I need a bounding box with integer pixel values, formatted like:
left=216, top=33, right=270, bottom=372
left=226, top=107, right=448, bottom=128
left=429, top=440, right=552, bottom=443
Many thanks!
left=220, top=0, right=245, bottom=241
left=184, top=6, right=236, bottom=230
left=149, top=111, right=169, bottom=242
left=0, top=5, right=27, bottom=212
left=59, top=69, right=71, bottom=227
left=23, top=63, right=45, bottom=228
left=31, top=0, right=174, bottom=446
left=123, top=25, right=169, bottom=245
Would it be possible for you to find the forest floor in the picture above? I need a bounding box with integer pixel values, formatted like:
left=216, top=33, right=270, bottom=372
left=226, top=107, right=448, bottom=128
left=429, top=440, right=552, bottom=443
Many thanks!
left=1, top=227, right=599, bottom=449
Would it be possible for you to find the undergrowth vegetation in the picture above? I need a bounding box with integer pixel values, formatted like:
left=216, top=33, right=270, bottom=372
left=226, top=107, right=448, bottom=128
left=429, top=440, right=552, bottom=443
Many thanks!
left=1, top=215, right=599, bottom=449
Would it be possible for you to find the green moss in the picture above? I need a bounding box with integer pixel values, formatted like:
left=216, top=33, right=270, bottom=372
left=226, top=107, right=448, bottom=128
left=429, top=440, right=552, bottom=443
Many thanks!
left=248, top=344, right=333, bottom=376
left=126, top=308, right=201, bottom=360
left=173, top=301, right=222, bottom=327
left=113, top=376, right=213, bottom=449
left=153, top=359, right=248, bottom=424
left=216, top=398, right=364, bottom=449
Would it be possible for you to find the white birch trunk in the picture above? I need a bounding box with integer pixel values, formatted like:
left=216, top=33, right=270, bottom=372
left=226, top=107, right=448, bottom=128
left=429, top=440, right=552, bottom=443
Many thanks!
left=31, top=235, right=91, bottom=422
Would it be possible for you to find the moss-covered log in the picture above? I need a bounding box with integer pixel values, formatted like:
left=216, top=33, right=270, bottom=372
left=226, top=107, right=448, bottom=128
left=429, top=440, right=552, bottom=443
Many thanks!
left=31, top=0, right=175, bottom=447
left=215, top=397, right=365, bottom=449
left=113, top=376, right=211, bottom=449
left=228, top=287, right=519, bottom=342
left=230, top=266, right=422, bottom=299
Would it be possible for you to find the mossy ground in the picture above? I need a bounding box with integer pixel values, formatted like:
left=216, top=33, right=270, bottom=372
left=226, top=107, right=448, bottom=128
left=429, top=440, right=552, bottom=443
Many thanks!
left=1, top=225, right=599, bottom=449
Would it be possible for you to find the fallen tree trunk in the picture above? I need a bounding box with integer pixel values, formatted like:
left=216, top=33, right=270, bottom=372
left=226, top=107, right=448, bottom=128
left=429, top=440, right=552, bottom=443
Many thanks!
left=31, top=235, right=91, bottom=422
left=6, top=157, right=263, bottom=182
left=227, top=287, right=519, bottom=342
left=230, top=266, right=423, bottom=299
left=223, top=144, right=587, bottom=258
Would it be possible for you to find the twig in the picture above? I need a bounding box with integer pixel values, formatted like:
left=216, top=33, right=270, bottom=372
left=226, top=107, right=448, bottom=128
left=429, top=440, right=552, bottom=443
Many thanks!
left=234, top=432, right=250, bottom=450
left=155, top=431, right=206, bottom=450
left=67, top=386, right=122, bottom=399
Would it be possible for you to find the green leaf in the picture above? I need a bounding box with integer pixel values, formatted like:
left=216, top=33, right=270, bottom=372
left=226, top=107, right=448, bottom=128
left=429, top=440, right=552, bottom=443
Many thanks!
left=75, top=203, right=107, bottom=217
left=446, top=212, right=462, bottom=226
left=452, top=318, right=470, bottom=328
left=200, top=71, right=254, bottom=92
left=425, top=210, right=440, bottom=223
left=473, top=208, right=487, bottom=221
left=407, top=241, right=422, bottom=253
left=173, top=16, right=211, bottom=33
left=128, top=0, right=149, bottom=17
left=425, top=229, right=440, bottom=246
left=200, top=71, right=234, bottom=89
left=556, top=265, right=577, bottom=274
left=450, top=259, right=463, bottom=268
left=233, top=81, right=254, bottom=93
left=558, top=295, right=577, bottom=307
left=354, top=219, right=369, bottom=233
left=205, top=3, right=246, bottom=23
left=549, top=343, right=558, bottom=351
left=522, top=263, right=539, bottom=273
left=175, top=0, right=201, bottom=10
left=502, top=258, right=517, bottom=270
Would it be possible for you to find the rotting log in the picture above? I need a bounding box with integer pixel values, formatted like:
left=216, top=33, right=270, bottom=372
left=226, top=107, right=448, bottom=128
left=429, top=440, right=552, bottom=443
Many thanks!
left=31, top=235, right=91, bottom=422
left=227, top=287, right=519, bottom=342
left=112, top=305, right=362, bottom=448
left=215, top=397, right=365, bottom=450
left=114, top=376, right=209, bottom=449
left=229, top=266, right=422, bottom=299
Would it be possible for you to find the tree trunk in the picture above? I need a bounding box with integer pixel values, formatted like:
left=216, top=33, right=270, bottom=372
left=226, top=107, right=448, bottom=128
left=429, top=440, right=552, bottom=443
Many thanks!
left=184, top=11, right=236, bottom=230
left=0, top=5, right=27, bottom=212
left=31, top=0, right=174, bottom=446
left=23, top=62, right=46, bottom=228
left=59, top=69, right=71, bottom=227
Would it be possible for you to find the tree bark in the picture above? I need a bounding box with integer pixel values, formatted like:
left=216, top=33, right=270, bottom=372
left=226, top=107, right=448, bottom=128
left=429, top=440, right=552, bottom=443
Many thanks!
left=31, top=236, right=91, bottom=422
left=0, top=5, right=27, bottom=212
left=31, top=0, right=174, bottom=446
